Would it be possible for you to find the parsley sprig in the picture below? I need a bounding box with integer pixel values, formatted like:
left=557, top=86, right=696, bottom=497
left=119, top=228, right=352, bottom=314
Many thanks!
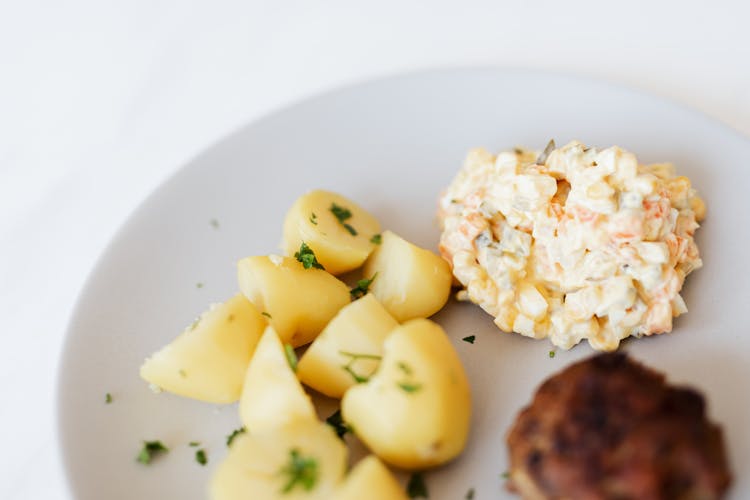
left=325, top=409, right=350, bottom=439
left=280, top=449, right=319, bottom=493
left=284, top=344, right=298, bottom=372
left=294, top=242, right=324, bottom=270
left=407, top=472, right=428, bottom=498
left=339, top=350, right=381, bottom=384
left=226, top=427, right=246, bottom=447
left=137, top=440, right=168, bottom=465
left=195, top=449, right=207, bottom=466
left=330, top=203, right=358, bottom=236
left=350, top=274, right=376, bottom=300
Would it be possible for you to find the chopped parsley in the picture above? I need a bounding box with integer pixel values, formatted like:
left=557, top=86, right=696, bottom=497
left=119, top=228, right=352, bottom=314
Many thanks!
left=370, top=233, right=382, bottom=244
left=280, top=449, right=318, bottom=493
left=136, top=440, right=168, bottom=465
left=195, top=448, right=207, bottom=466
left=325, top=409, right=350, bottom=439
left=261, top=311, right=272, bottom=319
left=105, top=393, right=112, bottom=404
left=196, top=282, right=204, bottom=289
left=178, top=369, right=187, bottom=378
left=462, top=335, right=476, bottom=344
left=294, top=242, right=325, bottom=270
left=350, top=274, right=376, bottom=300
left=339, top=351, right=381, bottom=384
left=397, top=361, right=413, bottom=375
left=501, top=471, right=510, bottom=479
left=465, top=488, right=475, bottom=499
left=548, top=350, right=556, bottom=358
left=407, top=472, right=428, bottom=498
left=398, top=382, right=422, bottom=393
left=330, top=203, right=357, bottom=236
left=210, top=218, right=220, bottom=229
left=226, top=427, right=246, bottom=447
left=189, top=441, right=200, bottom=447
left=284, top=344, right=298, bottom=372
left=309, top=212, right=318, bottom=225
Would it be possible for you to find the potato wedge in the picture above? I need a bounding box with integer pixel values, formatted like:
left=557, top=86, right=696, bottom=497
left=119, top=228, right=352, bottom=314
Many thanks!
left=239, top=326, right=316, bottom=434
left=341, top=319, right=471, bottom=469
left=237, top=255, right=350, bottom=347
left=210, top=419, right=347, bottom=500
left=363, top=231, right=452, bottom=322
left=282, top=190, right=381, bottom=275
left=332, top=455, right=407, bottom=500
left=139, top=294, right=266, bottom=404
left=297, top=294, right=398, bottom=398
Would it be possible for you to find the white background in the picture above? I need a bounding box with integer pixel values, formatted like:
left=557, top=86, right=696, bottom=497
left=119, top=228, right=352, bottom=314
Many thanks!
left=1, top=1, right=748, bottom=498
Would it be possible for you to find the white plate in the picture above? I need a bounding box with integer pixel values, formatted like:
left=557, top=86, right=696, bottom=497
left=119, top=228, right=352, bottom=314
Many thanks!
left=57, top=69, right=750, bottom=499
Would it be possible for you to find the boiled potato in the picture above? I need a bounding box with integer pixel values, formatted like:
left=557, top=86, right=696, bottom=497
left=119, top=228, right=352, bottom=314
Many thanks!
left=341, top=319, right=471, bottom=469
left=332, top=455, right=407, bottom=500
left=282, top=190, right=381, bottom=275
left=237, top=255, right=350, bottom=347
left=140, top=294, right=266, bottom=404
left=211, top=419, right=347, bottom=500
left=363, top=231, right=452, bottom=322
left=297, top=294, right=398, bottom=398
left=239, top=326, right=316, bottom=434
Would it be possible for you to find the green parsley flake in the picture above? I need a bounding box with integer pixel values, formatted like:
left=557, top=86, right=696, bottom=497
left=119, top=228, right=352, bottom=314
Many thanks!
left=195, top=449, right=207, bottom=466
left=284, top=344, right=298, bottom=372
left=189, top=441, right=200, bottom=447
left=397, top=361, right=413, bottom=375
left=548, top=350, right=556, bottom=358
left=398, top=382, right=422, bottom=393
left=196, top=282, right=204, bottom=289
left=465, top=488, right=475, bottom=500
left=294, top=242, right=325, bottom=270
left=105, top=393, right=112, bottom=404
left=179, top=369, right=187, bottom=378
left=462, top=335, right=476, bottom=344
left=188, top=317, right=201, bottom=331
left=350, top=274, right=376, bottom=300
left=280, top=449, right=318, bottom=493
left=407, top=472, right=428, bottom=498
left=501, top=471, right=510, bottom=479
left=310, top=213, right=318, bottom=225
left=136, top=440, right=168, bottom=465
left=226, top=427, right=246, bottom=447
left=339, top=351, right=382, bottom=384
left=325, top=409, right=349, bottom=439
left=330, top=203, right=358, bottom=236
left=210, top=218, right=220, bottom=229
left=261, top=311, right=272, bottom=319
left=370, top=234, right=382, bottom=244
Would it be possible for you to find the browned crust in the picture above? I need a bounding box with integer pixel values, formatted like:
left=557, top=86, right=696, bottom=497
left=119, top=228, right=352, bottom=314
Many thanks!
left=506, top=353, right=732, bottom=500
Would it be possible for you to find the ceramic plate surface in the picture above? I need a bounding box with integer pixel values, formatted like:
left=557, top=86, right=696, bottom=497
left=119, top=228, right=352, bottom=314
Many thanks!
left=58, top=69, right=750, bottom=499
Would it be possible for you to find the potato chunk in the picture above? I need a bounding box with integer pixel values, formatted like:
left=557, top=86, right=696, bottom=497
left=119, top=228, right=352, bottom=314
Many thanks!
left=282, top=190, right=382, bottom=275
left=237, top=255, right=350, bottom=347
left=332, top=455, right=407, bottom=500
left=297, top=294, right=398, bottom=398
left=139, top=294, right=266, bottom=404
left=239, top=326, right=316, bottom=434
left=363, top=231, right=452, bottom=322
left=210, top=419, right=347, bottom=500
left=341, top=319, right=471, bottom=469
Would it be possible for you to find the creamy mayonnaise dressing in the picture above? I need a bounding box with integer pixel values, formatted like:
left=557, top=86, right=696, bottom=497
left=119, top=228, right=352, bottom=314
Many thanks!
left=438, top=141, right=705, bottom=351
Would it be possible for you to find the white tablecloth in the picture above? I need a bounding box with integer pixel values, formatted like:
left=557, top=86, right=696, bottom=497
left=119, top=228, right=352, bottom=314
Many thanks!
left=1, top=1, right=748, bottom=498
